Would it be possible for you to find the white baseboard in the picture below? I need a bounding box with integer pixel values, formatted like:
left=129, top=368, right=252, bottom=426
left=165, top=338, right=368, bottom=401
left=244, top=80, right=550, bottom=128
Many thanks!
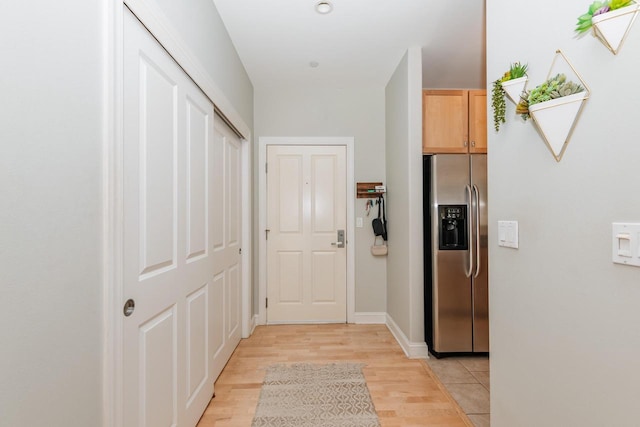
left=250, top=314, right=258, bottom=335
left=352, top=312, right=386, bottom=324
left=266, top=320, right=346, bottom=325
left=385, top=314, right=429, bottom=359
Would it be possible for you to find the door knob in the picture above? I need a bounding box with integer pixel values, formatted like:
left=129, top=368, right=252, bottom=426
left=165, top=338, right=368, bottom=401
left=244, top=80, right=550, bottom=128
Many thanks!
left=123, top=299, right=135, bottom=317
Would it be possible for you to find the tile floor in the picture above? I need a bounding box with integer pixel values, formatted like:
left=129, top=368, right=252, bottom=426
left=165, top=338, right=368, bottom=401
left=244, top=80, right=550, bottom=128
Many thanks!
left=425, top=355, right=491, bottom=427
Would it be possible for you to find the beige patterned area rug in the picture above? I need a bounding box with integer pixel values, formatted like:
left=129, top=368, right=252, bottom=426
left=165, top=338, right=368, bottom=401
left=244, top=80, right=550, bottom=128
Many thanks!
left=252, top=363, right=381, bottom=427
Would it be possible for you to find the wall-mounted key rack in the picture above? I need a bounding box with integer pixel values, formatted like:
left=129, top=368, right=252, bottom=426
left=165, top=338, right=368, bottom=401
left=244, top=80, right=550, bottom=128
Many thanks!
left=356, top=182, right=385, bottom=198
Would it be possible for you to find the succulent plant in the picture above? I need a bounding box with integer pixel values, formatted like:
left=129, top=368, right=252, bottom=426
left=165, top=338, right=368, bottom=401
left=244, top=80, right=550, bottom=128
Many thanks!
left=555, top=81, right=585, bottom=97
left=492, top=62, right=528, bottom=132
left=508, top=62, right=528, bottom=80
left=575, top=0, right=633, bottom=34
left=610, top=0, right=633, bottom=9
left=515, top=94, right=530, bottom=118
left=516, top=74, right=585, bottom=120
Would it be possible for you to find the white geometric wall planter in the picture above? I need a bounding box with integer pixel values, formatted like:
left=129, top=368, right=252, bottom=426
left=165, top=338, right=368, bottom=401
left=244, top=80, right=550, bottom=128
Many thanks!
left=528, top=50, right=591, bottom=162
left=592, top=2, right=640, bottom=55
left=501, top=76, right=528, bottom=104
left=529, top=91, right=589, bottom=162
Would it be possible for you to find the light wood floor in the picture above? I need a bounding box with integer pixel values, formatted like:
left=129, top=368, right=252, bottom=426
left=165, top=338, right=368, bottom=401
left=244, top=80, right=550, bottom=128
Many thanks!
left=196, top=324, right=473, bottom=427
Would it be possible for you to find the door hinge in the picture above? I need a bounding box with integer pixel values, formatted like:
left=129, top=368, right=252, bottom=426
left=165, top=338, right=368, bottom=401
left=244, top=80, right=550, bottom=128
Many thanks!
left=265, top=229, right=270, bottom=240
left=265, top=162, right=268, bottom=173
left=239, top=247, right=242, bottom=254
left=265, top=298, right=268, bottom=308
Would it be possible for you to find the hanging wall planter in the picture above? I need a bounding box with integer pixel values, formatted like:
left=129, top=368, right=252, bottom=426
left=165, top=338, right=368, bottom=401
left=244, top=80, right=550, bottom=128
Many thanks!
left=501, top=76, right=528, bottom=104
left=591, top=2, right=640, bottom=54
left=492, top=62, right=528, bottom=132
left=517, top=50, right=591, bottom=162
left=528, top=91, right=589, bottom=161
left=575, top=0, right=639, bottom=54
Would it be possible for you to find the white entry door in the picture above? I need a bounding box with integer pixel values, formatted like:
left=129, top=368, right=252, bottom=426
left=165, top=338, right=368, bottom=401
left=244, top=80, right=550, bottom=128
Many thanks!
left=266, top=145, right=347, bottom=323
left=122, top=9, right=241, bottom=427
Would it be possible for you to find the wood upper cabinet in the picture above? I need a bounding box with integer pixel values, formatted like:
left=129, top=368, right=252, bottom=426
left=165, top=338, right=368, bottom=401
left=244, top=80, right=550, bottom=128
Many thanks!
left=422, top=89, right=487, bottom=154
left=468, top=90, right=487, bottom=153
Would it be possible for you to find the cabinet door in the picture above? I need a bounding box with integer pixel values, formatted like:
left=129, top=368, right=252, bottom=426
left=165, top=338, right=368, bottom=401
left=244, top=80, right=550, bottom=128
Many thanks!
left=468, top=90, right=487, bottom=154
left=422, top=90, right=469, bottom=154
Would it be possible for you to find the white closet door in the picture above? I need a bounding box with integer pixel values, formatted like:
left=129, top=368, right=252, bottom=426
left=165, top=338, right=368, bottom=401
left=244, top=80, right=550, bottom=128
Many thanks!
left=122, top=9, right=216, bottom=427
left=210, top=119, right=243, bottom=380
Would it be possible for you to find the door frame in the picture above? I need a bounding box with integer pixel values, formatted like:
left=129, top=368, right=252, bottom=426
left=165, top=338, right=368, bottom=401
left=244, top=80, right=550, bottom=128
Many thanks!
left=104, top=1, right=252, bottom=426
left=258, top=137, right=355, bottom=325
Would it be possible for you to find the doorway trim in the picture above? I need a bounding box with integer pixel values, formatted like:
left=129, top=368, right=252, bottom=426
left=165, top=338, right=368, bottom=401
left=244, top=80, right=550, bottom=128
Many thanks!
left=104, top=1, right=253, bottom=425
left=258, top=137, right=355, bottom=325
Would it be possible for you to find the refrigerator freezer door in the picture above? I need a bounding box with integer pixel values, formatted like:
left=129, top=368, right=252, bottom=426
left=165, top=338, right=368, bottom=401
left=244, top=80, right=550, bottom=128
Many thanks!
left=431, top=155, right=473, bottom=352
left=471, top=154, right=489, bottom=352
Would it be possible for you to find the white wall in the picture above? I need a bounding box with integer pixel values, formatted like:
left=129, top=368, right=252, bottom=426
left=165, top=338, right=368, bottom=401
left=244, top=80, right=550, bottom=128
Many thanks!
left=254, top=84, right=387, bottom=314
left=488, top=1, right=640, bottom=425
left=384, top=47, right=425, bottom=344
left=0, top=2, right=104, bottom=425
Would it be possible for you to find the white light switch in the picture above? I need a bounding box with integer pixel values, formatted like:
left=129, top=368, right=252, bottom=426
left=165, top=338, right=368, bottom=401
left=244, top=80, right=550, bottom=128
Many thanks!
left=356, top=217, right=363, bottom=228
left=612, top=223, right=640, bottom=267
left=616, top=233, right=632, bottom=257
left=498, top=220, right=519, bottom=249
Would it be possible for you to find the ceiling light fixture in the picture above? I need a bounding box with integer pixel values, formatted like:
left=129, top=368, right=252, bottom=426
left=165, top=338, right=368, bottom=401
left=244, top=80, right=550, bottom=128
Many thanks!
left=315, top=1, right=333, bottom=14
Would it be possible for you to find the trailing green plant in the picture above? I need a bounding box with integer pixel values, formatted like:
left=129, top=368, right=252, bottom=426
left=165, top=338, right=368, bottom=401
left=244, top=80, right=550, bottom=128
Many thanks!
left=575, top=0, right=634, bottom=34
left=491, top=62, right=528, bottom=132
left=492, top=80, right=507, bottom=132
left=516, top=73, right=585, bottom=120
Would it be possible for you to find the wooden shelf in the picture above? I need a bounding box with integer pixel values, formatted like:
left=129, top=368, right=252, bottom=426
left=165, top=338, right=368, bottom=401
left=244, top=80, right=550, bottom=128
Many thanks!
left=357, top=182, right=385, bottom=199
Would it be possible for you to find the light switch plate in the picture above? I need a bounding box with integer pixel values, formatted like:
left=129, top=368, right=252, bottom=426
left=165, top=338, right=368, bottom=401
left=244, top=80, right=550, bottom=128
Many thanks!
left=612, top=223, right=640, bottom=267
left=356, top=217, right=363, bottom=228
left=498, top=220, right=519, bottom=249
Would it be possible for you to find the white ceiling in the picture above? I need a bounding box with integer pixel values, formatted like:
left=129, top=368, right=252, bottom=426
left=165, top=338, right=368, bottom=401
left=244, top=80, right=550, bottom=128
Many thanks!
left=212, top=0, right=486, bottom=90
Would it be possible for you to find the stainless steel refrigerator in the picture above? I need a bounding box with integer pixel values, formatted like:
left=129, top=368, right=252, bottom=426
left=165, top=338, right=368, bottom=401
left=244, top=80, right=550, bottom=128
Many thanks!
left=423, top=154, right=488, bottom=357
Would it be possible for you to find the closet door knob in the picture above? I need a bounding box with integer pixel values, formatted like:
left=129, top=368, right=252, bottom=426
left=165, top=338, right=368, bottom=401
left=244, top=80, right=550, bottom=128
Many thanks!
left=123, top=299, right=135, bottom=317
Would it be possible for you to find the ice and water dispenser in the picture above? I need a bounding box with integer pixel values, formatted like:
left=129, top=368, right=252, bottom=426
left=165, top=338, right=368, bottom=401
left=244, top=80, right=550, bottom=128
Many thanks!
left=438, top=205, right=468, bottom=250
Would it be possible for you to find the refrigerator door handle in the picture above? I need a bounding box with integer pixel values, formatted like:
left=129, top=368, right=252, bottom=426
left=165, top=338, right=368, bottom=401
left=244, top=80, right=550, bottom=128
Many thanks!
left=473, top=184, right=481, bottom=278
left=465, top=184, right=473, bottom=278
